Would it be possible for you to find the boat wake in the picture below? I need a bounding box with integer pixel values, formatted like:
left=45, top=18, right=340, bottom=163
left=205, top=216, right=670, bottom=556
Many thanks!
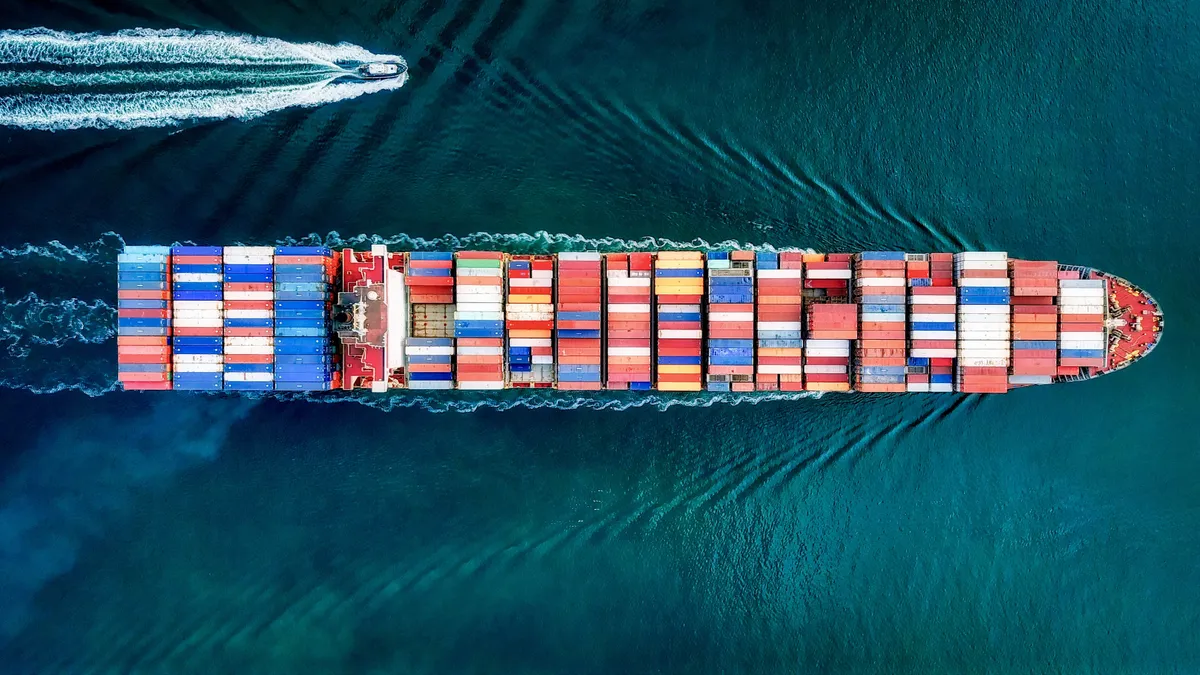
left=0, top=28, right=407, bottom=131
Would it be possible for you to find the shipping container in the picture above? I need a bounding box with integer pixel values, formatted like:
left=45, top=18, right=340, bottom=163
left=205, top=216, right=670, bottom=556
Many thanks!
left=706, top=251, right=755, bottom=391
left=655, top=252, right=703, bottom=391
left=558, top=253, right=603, bottom=390
left=605, top=252, right=653, bottom=389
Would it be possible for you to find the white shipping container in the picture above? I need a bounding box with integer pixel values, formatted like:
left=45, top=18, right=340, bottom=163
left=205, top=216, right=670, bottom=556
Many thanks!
left=607, top=277, right=652, bottom=286
left=509, top=338, right=553, bottom=348
left=608, top=304, right=652, bottom=314
left=609, top=347, right=652, bottom=356
left=506, top=312, right=554, bottom=322
left=756, top=269, right=804, bottom=278
left=906, top=383, right=932, bottom=392
left=1060, top=340, right=1106, bottom=350
left=224, top=309, right=273, bottom=319
left=558, top=252, right=602, bottom=261
left=930, top=383, right=955, bottom=393
left=172, top=301, right=223, bottom=310
left=659, top=304, right=700, bottom=313
left=806, top=347, right=851, bottom=357
left=224, top=336, right=273, bottom=346
left=910, top=313, right=958, bottom=323
left=174, top=363, right=224, bottom=373
left=1059, top=287, right=1105, bottom=298
left=803, top=365, right=847, bottom=374
left=957, top=305, right=1012, bottom=314
left=957, top=330, right=1010, bottom=340
left=861, top=312, right=905, bottom=322
left=908, top=294, right=956, bottom=305
left=455, top=312, right=505, bottom=321
left=658, top=330, right=702, bottom=339
left=805, top=339, right=851, bottom=349
left=174, top=273, right=222, bottom=283
left=705, top=260, right=730, bottom=269
left=710, top=311, right=753, bottom=321
left=1059, top=279, right=1105, bottom=288
left=957, top=278, right=1011, bottom=287
left=1060, top=331, right=1105, bottom=341
left=958, top=350, right=1010, bottom=359
left=910, top=348, right=957, bottom=358
left=531, top=355, right=554, bottom=364
left=805, top=269, right=852, bottom=279
left=226, top=291, right=274, bottom=300
left=955, top=259, right=1008, bottom=270
left=457, top=381, right=506, bottom=390
left=958, top=357, right=1010, bottom=367
left=224, top=246, right=274, bottom=255
left=456, top=302, right=504, bottom=312
left=223, top=255, right=274, bottom=264
left=757, top=321, right=803, bottom=330
left=954, top=252, right=1007, bottom=260
left=223, top=372, right=274, bottom=382
left=457, top=346, right=504, bottom=356
left=856, top=277, right=906, bottom=287
left=531, top=270, right=553, bottom=279
left=223, top=345, right=273, bottom=355
left=406, top=346, right=455, bottom=356
left=957, top=339, right=1011, bottom=350
left=757, top=365, right=805, bottom=374
left=174, top=319, right=224, bottom=328
left=1009, top=375, right=1053, bottom=385
left=173, top=354, right=224, bottom=364
left=910, top=331, right=957, bottom=341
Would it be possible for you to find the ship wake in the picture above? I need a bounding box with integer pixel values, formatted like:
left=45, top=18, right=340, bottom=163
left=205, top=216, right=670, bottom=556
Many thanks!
left=0, top=28, right=407, bottom=131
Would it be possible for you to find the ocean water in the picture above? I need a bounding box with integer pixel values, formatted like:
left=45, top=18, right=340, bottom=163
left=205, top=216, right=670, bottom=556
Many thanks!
left=0, top=0, right=1198, bottom=672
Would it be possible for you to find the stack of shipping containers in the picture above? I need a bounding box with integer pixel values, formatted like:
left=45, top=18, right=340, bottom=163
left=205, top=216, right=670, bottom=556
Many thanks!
left=405, top=252, right=455, bottom=390
left=853, top=252, right=907, bottom=392
left=705, top=251, right=755, bottom=392
left=454, top=252, right=505, bottom=390
left=1057, top=275, right=1107, bottom=372
left=604, top=252, right=653, bottom=390
left=908, top=254, right=957, bottom=392
left=506, top=255, right=555, bottom=387
left=802, top=253, right=852, bottom=391
left=222, top=246, right=275, bottom=391
left=902, top=254, right=931, bottom=391
left=171, top=246, right=224, bottom=391
left=117, top=245, right=172, bottom=390
left=955, top=252, right=1011, bottom=393
left=654, top=252, right=704, bottom=391
left=556, top=252, right=603, bottom=390
left=273, top=247, right=334, bottom=391
left=754, top=252, right=804, bottom=391
left=1009, top=260, right=1060, bottom=386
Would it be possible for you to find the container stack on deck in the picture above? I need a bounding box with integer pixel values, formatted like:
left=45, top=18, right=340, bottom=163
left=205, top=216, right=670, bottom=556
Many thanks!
left=273, top=247, right=335, bottom=391
left=117, top=246, right=173, bottom=390
left=557, top=253, right=603, bottom=390
left=902, top=255, right=930, bottom=392
left=654, top=252, right=704, bottom=391
left=907, top=254, right=957, bottom=392
left=171, top=246, right=224, bottom=391
left=506, top=255, right=555, bottom=387
left=955, top=252, right=1011, bottom=393
left=222, top=246, right=274, bottom=391
left=1008, top=260, right=1059, bottom=386
left=705, top=251, right=755, bottom=392
left=1058, top=275, right=1107, bottom=372
left=803, top=253, right=853, bottom=392
left=405, top=252, right=455, bottom=390
left=454, top=252, right=505, bottom=390
left=604, top=252, right=654, bottom=390
left=753, top=252, right=803, bottom=391
left=854, top=252, right=907, bottom=392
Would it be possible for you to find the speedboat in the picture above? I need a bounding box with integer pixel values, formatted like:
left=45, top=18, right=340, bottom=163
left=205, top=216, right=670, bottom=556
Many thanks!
left=357, top=61, right=407, bottom=80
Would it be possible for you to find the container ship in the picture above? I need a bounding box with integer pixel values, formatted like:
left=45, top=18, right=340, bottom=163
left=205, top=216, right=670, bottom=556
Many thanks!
left=114, top=246, right=1162, bottom=394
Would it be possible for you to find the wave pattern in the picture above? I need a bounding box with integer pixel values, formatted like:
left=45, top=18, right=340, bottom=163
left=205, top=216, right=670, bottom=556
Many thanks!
left=0, top=28, right=408, bottom=131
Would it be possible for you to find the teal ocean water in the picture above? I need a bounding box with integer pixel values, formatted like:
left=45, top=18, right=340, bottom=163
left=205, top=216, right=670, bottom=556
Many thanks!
left=0, top=0, right=1198, bottom=672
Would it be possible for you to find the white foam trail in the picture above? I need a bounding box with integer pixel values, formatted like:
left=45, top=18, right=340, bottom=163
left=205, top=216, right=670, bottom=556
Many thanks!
left=0, top=76, right=407, bottom=131
left=0, top=28, right=402, bottom=67
left=0, top=28, right=408, bottom=130
left=0, top=292, right=116, bottom=357
left=275, top=230, right=815, bottom=254
left=0, top=232, right=124, bottom=264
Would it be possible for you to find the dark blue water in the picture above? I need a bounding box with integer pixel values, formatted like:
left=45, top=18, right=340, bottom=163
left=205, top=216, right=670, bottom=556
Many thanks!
left=1, top=0, right=1198, bottom=672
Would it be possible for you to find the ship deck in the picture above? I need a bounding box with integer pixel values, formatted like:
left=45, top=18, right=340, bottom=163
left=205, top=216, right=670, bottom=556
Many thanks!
left=1100, top=271, right=1163, bottom=374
